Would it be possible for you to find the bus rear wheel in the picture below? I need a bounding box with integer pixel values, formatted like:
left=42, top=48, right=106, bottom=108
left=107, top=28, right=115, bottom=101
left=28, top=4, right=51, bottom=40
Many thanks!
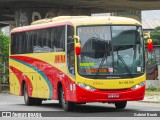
left=24, top=84, right=34, bottom=106
left=115, top=101, right=127, bottom=109
left=60, top=87, right=74, bottom=111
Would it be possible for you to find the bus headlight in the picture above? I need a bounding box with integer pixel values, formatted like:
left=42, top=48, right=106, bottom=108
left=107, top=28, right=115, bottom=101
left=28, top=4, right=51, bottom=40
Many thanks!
left=77, top=83, right=96, bottom=91
left=131, top=81, right=145, bottom=90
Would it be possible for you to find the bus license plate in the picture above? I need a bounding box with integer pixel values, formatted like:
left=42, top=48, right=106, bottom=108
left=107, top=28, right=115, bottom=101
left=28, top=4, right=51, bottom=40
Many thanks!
left=108, top=94, right=119, bottom=98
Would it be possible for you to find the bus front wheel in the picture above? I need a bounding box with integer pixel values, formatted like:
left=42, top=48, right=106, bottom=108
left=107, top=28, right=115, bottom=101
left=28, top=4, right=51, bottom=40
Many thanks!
left=115, top=101, right=127, bottom=109
left=60, top=87, right=74, bottom=111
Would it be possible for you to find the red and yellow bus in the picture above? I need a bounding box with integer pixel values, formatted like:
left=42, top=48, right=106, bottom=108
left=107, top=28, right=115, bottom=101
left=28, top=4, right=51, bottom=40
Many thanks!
left=9, top=16, right=146, bottom=111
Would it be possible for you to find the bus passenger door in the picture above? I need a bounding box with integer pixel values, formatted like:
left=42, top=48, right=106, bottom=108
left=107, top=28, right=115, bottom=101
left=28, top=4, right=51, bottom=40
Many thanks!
left=67, top=25, right=75, bottom=76
left=66, top=25, right=76, bottom=101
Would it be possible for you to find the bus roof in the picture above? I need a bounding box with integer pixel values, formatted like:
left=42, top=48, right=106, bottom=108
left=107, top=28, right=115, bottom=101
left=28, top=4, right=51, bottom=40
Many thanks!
left=11, top=16, right=141, bottom=34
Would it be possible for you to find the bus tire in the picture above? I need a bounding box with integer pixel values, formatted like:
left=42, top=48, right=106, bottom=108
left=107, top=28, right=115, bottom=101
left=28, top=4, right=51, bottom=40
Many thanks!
left=60, top=87, right=74, bottom=111
left=115, top=101, right=127, bottom=109
left=58, top=89, right=62, bottom=106
left=24, top=84, right=34, bottom=106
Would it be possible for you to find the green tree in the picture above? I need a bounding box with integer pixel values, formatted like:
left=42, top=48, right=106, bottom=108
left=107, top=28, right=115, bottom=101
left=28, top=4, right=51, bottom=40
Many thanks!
left=150, top=26, right=160, bottom=45
left=0, top=29, right=9, bottom=83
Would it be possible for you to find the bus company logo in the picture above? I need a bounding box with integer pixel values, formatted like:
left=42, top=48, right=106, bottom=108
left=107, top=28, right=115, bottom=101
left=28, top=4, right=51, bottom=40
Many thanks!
left=54, top=55, right=65, bottom=63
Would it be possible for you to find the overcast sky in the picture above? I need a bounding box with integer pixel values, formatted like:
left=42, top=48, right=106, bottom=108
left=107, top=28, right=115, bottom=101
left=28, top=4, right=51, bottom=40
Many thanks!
left=142, top=10, right=160, bottom=20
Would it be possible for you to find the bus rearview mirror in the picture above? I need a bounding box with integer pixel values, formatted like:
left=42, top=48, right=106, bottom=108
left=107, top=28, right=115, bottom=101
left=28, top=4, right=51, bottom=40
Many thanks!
left=73, top=35, right=80, bottom=43
left=75, top=43, right=81, bottom=55
left=73, top=35, right=81, bottom=55
left=143, top=33, right=150, bottom=39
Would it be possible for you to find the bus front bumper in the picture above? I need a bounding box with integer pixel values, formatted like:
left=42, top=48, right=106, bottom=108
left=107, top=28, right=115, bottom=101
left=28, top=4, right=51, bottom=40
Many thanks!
left=75, top=85, right=145, bottom=103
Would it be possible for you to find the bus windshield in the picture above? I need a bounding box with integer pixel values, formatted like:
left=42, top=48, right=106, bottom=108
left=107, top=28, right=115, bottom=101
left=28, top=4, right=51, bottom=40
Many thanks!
left=77, top=25, right=144, bottom=78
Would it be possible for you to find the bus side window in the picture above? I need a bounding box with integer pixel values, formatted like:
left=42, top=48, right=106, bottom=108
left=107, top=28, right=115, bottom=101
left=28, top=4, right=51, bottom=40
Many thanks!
left=32, top=30, right=36, bottom=53
left=18, top=33, right=23, bottom=54
left=33, top=30, right=43, bottom=53
left=11, top=34, right=17, bottom=54
left=67, top=25, right=74, bottom=75
left=51, top=26, right=65, bottom=52
left=26, top=31, right=33, bottom=53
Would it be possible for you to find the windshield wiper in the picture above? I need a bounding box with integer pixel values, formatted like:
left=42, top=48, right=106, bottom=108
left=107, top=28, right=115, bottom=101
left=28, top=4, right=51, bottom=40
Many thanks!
left=117, top=55, right=133, bottom=78
left=95, top=53, right=107, bottom=78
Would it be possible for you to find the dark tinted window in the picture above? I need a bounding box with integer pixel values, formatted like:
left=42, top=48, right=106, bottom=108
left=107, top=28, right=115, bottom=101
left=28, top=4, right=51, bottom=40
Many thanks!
left=11, top=34, right=17, bottom=54
left=11, top=26, right=65, bottom=54
left=67, top=25, right=74, bottom=75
